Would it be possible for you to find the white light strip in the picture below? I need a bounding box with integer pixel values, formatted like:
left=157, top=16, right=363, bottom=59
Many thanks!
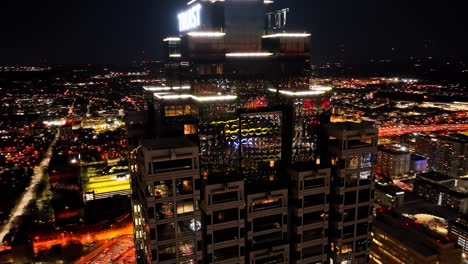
left=144, top=86, right=190, bottom=91
left=268, top=88, right=325, bottom=96
left=264, top=0, right=274, bottom=3
left=262, top=33, right=311, bottom=38
left=154, top=93, right=237, bottom=101
left=169, top=54, right=182, bottom=58
left=226, top=52, right=273, bottom=57
left=187, top=32, right=226, bottom=37
left=163, top=37, right=181, bottom=42
left=187, top=0, right=197, bottom=5
left=309, top=85, right=332, bottom=92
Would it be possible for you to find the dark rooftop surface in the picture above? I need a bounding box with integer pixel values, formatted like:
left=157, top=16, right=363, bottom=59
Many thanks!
left=375, top=209, right=454, bottom=257
left=375, top=183, right=405, bottom=196
left=141, top=136, right=197, bottom=150
left=419, top=171, right=454, bottom=183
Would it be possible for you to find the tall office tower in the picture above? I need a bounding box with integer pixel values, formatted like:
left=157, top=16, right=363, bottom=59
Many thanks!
left=129, top=1, right=338, bottom=264
left=371, top=209, right=462, bottom=264
left=288, top=166, right=331, bottom=264
left=130, top=138, right=202, bottom=264
left=327, top=122, right=378, bottom=264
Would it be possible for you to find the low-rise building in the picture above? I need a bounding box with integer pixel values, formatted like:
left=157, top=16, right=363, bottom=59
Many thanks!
left=370, top=209, right=462, bottom=264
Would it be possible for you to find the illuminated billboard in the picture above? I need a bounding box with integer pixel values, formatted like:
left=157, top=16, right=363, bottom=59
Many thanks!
left=178, top=3, right=202, bottom=32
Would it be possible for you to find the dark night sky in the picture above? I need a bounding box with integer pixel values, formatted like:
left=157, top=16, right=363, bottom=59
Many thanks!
left=1, top=0, right=467, bottom=65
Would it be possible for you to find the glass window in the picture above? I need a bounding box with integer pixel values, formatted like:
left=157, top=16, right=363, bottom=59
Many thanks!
left=341, top=242, right=353, bottom=254
left=357, top=206, right=369, bottom=220
left=148, top=207, right=154, bottom=219
left=355, top=238, right=368, bottom=252
left=302, top=245, right=323, bottom=259
left=347, top=155, right=359, bottom=169
left=345, top=173, right=358, bottom=187
left=158, top=244, right=176, bottom=261
left=154, top=180, right=173, bottom=198
left=213, top=246, right=239, bottom=262
left=153, top=158, right=192, bottom=173
left=253, top=214, right=282, bottom=232
left=359, top=171, right=372, bottom=186
left=156, top=202, right=174, bottom=219
left=302, top=228, right=324, bottom=242
left=358, top=189, right=370, bottom=203
left=213, top=227, right=238, bottom=243
left=157, top=223, right=175, bottom=241
left=253, top=232, right=282, bottom=247
left=212, top=191, right=238, bottom=204
left=177, top=199, right=194, bottom=216
left=361, top=153, right=372, bottom=168
left=176, top=178, right=193, bottom=195
left=252, top=198, right=281, bottom=211
left=255, top=255, right=284, bottom=264
left=344, top=191, right=357, bottom=205
left=179, top=240, right=195, bottom=257
left=304, top=177, right=325, bottom=189
left=356, top=223, right=368, bottom=236
left=343, top=224, right=354, bottom=239
left=177, top=219, right=200, bottom=237
left=343, top=208, right=355, bottom=222
left=303, top=211, right=327, bottom=225
left=304, top=193, right=325, bottom=207
left=213, top=208, right=238, bottom=224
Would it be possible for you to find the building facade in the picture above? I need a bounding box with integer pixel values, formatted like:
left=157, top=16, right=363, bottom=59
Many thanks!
left=371, top=209, right=462, bottom=264
left=327, top=122, right=378, bottom=264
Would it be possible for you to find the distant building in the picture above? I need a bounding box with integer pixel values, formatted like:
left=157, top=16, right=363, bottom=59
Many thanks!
left=415, top=134, right=468, bottom=177
left=448, top=216, right=468, bottom=253
left=371, top=209, right=462, bottom=264
left=377, top=145, right=410, bottom=179
left=414, top=172, right=468, bottom=214
left=374, top=183, right=405, bottom=208
left=410, top=154, right=428, bottom=174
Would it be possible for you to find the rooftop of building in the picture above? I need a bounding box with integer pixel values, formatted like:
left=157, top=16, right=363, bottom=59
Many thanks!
left=328, top=121, right=377, bottom=132
left=419, top=171, right=454, bottom=183
left=437, top=133, right=468, bottom=144
left=411, top=153, right=427, bottom=161
left=375, top=209, right=454, bottom=256
left=139, top=136, right=197, bottom=151
left=375, top=182, right=405, bottom=196
left=378, top=145, right=410, bottom=155
left=415, top=178, right=468, bottom=199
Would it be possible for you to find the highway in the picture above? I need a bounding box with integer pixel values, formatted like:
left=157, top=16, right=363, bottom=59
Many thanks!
left=0, top=129, right=59, bottom=242
left=73, top=235, right=136, bottom=264
left=379, top=124, right=468, bottom=137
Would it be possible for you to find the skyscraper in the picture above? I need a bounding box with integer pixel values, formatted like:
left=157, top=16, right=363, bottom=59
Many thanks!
left=327, top=122, right=378, bottom=264
left=127, top=1, right=377, bottom=264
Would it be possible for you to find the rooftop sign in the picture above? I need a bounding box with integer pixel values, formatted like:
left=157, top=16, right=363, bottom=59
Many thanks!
left=178, top=3, right=202, bottom=32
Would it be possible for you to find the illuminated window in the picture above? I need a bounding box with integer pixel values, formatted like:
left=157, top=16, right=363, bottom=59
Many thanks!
left=179, top=240, right=195, bottom=257
left=252, top=198, right=281, bottom=212
left=158, top=244, right=176, bottom=261
left=347, top=155, right=359, bottom=169
left=154, top=180, right=173, bottom=198
left=156, top=202, right=174, bottom=219
left=176, top=178, right=193, bottom=195
left=177, top=199, right=194, bottom=216
left=341, top=242, right=353, bottom=254
left=361, top=153, right=373, bottom=168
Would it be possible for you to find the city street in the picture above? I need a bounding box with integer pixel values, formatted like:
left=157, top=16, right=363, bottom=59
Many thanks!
left=73, top=235, right=136, bottom=264
left=0, top=129, right=59, bottom=242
